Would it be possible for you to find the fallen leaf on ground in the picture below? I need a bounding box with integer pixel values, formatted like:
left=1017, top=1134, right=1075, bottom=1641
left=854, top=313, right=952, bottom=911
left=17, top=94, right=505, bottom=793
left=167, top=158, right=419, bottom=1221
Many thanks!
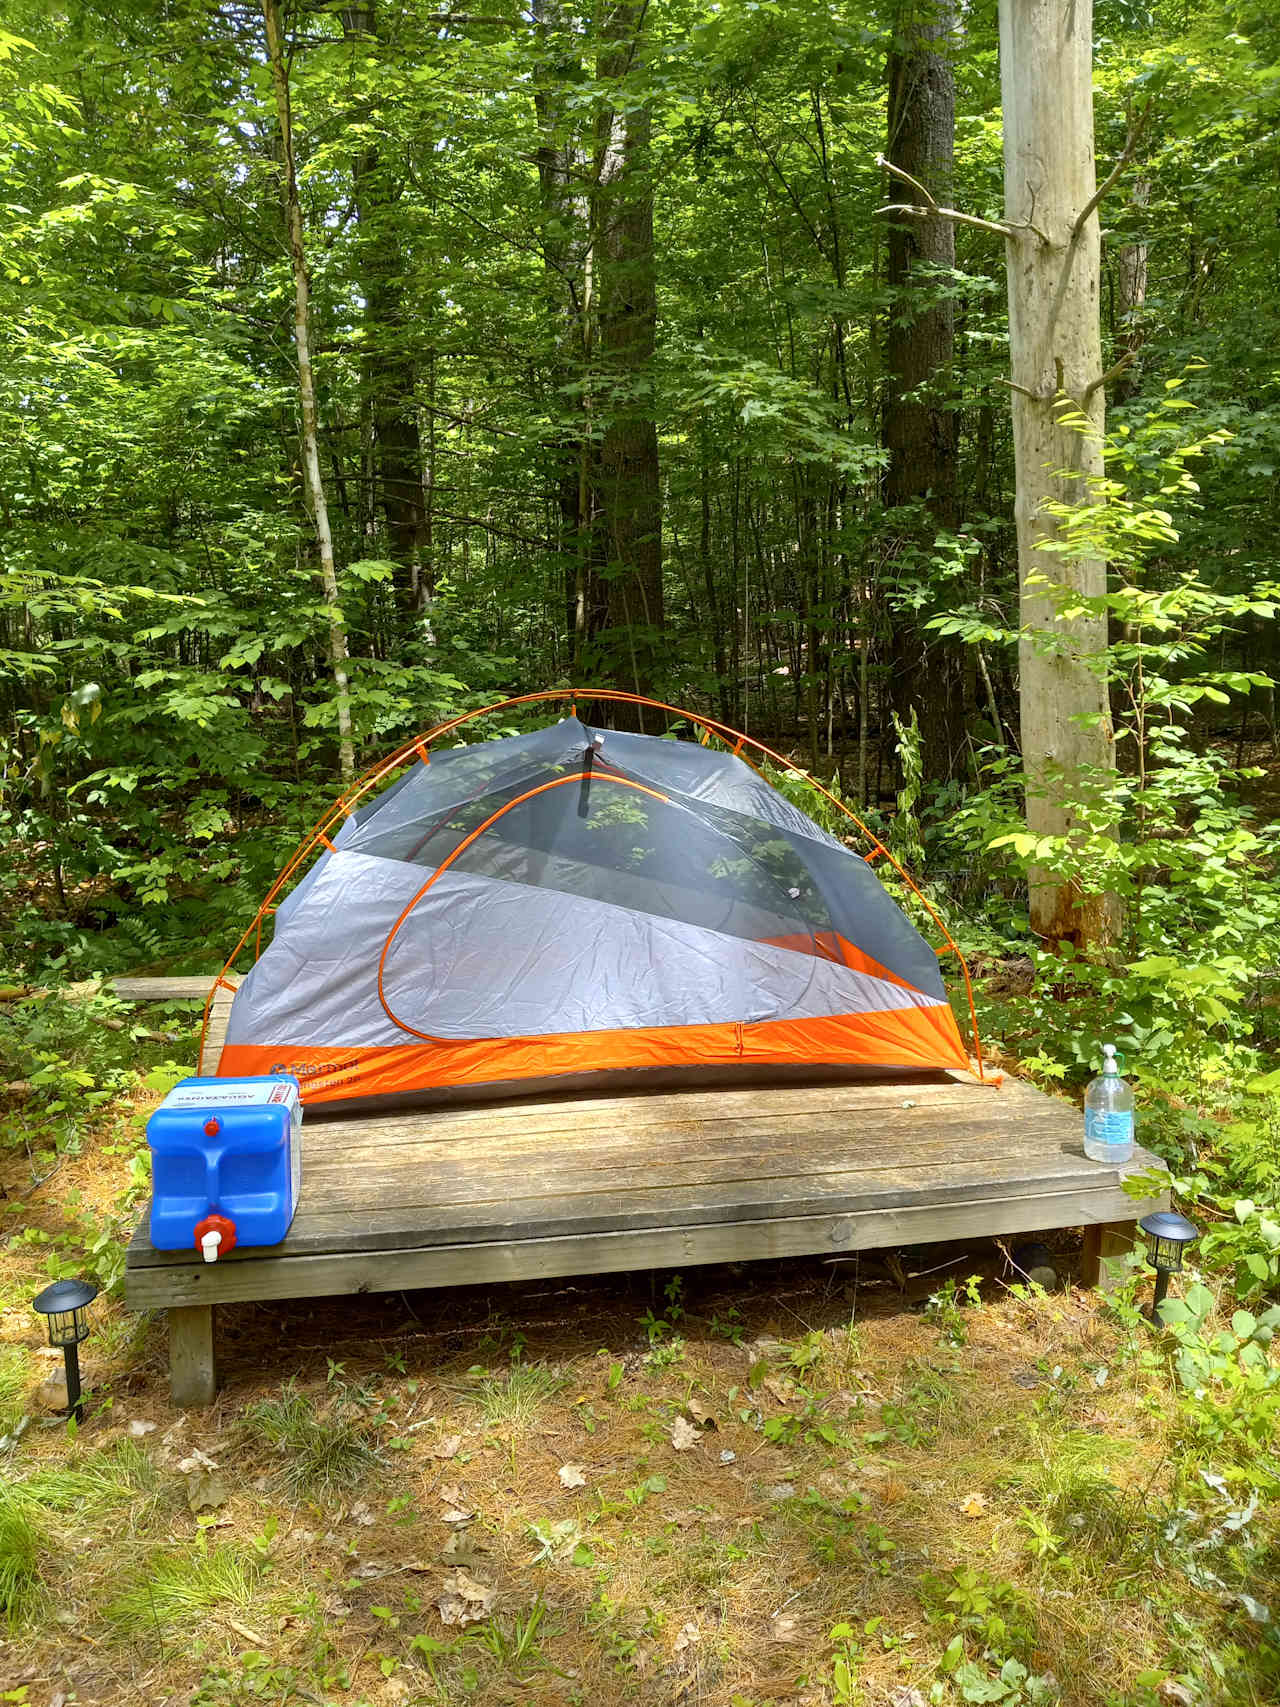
left=127, top=1419, right=157, bottom=1437
left=441, top=1530, right=487, bottom=1565
left=558, top=1462, right=587, bottom=1489
left=350, top=1500, right=376, bottom=1527
left=670, top=1415, right=701, bottom=1452
left=958, top=1492, right=988, bottom=1518
left=437, top=1482, right=474, bottom=1523
left=177, top=1447, right=219, bottom=1473
left=687, top=1398, right=716, bottom=1429
left=667, top=1508, right=720, bottom=1529
left=436, top=1568, right=495, bottom=1627
left=719, top=1449, right=736, bottom=1464
left=226, top=1618, right=268, bottom=1646
left=673, top=1621, right=701, bottom=1654
left=1158, top=1685, right=1195, bottom=1707
left=889, top=1689, right=929, bottom=1707
left=186, top=1469, right=229, bottom=1513
left=431, top=1434, right=462, bottom=1460
left=768, top=1615, right=798, bottom=1644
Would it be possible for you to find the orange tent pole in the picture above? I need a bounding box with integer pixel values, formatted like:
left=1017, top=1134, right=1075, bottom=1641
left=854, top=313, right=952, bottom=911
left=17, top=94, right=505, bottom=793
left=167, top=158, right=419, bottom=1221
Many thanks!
left=375, top=772, right=672, bottom=1041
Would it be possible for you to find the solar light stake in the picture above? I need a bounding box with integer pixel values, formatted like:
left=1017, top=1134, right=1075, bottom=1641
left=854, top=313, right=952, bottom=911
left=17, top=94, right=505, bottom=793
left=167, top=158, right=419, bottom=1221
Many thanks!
left=1138, top=1212, right=1198, bottom=1322
left=32, top=1278, right=99, bottom=1422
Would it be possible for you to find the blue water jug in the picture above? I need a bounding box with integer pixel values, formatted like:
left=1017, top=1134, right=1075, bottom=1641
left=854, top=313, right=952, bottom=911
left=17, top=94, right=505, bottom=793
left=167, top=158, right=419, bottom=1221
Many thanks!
left=147, top=1076, right=302, bottom=1260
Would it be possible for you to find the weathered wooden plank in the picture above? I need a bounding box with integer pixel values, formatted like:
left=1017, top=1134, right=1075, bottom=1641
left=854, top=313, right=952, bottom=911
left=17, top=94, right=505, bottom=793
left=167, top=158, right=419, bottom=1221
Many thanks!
left=290, top=1083, right=1065, bottom=1165
left=129, top=1140, right=1164, bottom=1265
left=297, top=1072, right=1027, bottom=1142
left=296, top=1131, right=1098, bottom=1210
left=168, top=1304, right=217, bottom=1406
left=295, top=1147, right=1085, bottom=1215
left=113, top=975, right=238, bottom=1001
left=299, top=1102, right=1070, bottom=1174
left=125, top=1174, right=1169, bottom=1311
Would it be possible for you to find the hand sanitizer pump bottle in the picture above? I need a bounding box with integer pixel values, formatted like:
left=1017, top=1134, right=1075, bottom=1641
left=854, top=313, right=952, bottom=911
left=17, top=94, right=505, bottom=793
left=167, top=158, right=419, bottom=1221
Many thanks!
left=1084, top=1044, right=1135, bottom=1163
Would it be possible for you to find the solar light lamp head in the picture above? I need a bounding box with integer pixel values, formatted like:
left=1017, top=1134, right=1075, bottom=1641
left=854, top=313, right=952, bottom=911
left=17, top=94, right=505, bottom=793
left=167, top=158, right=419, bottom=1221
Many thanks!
left=32, top=1278, right=99, bottom=1347
left=1139, top=1211, right=1198, bottom=1273
left=32, top=1277, right=99, bottom=1422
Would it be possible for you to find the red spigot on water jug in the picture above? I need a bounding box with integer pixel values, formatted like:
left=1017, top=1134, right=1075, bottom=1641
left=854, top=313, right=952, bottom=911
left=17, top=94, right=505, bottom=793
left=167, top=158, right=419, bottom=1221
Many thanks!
left=193, top=1212, right=237, bottom=1264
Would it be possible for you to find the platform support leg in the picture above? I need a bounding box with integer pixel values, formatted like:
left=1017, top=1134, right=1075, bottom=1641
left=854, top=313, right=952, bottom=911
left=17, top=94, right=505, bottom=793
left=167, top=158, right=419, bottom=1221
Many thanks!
left=169, top=1305, right=217, bottom=1407
left=1081, top=1221, right=1136, bottom=1292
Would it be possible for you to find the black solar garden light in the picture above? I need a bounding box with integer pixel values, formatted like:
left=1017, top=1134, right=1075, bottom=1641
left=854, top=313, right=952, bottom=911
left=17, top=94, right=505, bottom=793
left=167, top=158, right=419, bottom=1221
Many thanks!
left=32, top=1278, right=99, bottom=1421
left=1138, top=1211, right=1198, bottom=1321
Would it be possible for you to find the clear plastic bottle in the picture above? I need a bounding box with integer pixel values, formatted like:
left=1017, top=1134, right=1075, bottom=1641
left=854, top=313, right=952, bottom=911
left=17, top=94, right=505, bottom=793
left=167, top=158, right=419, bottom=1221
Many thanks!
left=1084, top=1044, right=1135, bottom=1163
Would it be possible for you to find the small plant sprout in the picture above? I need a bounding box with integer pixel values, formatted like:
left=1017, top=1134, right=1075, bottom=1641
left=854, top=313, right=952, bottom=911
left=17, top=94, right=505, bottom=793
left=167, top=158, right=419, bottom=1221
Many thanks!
left=1139, top=1210, right=1198, bottom=1319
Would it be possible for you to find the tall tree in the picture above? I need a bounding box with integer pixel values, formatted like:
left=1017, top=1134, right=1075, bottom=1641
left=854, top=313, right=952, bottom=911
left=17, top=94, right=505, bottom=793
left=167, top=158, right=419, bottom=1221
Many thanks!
left=532, top=0, right=600, bottom=656
left=343, top=2, right=432, bottom=626
left=265, top=0, right=355, bottom=780
left=998, top=0, right=1117, bottom=944
left=590, top=0, right=663, bottom=715
left=882, top=0, right=963, bottom=782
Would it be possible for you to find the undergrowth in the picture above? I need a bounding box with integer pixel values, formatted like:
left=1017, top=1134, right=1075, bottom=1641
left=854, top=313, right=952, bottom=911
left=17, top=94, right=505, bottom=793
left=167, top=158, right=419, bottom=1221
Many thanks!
left=243, top=1382, right=381, bottom=1499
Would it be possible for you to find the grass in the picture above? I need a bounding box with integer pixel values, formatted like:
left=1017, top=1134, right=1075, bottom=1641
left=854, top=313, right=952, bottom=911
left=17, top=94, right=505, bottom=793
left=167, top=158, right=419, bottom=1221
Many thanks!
left=106, top=1543, right=262, bottom=1636
left=461, top=1360, right=568, bottom=1429
left=0, top=1343, right=30, bottom=1439
left=0, top=1484, right=44, bottom=1626
left=0, top=1266, right=1274, bottom=1704
left=22, top=1437, right=161, bottom=1520
left=243, top=1380, right=381, bottom=1498
left=2, top=999, right=1278, bottom=1706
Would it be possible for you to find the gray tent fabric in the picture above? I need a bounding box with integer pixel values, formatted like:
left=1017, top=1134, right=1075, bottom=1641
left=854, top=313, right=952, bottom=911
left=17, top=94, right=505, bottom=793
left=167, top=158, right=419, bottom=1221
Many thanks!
left=218, top=717, right=969, bottom=1105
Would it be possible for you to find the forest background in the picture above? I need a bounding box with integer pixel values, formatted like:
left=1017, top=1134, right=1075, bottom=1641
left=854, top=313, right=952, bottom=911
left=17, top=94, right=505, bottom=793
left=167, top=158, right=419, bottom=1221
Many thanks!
left=2, top=1, right=1280, bottom=1697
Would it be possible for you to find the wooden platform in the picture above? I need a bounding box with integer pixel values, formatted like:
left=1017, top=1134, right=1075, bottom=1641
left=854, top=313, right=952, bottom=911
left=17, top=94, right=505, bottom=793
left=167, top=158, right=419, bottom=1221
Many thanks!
left=123, top=980, right=1169, bottom=1405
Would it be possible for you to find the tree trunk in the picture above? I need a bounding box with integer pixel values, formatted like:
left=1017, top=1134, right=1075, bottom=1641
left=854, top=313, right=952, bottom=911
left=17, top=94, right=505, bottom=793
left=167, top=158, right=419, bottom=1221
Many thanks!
left=591, top=0, right=663, bottom=723
left=342, top=2, right=429, bottom=627
left=883, top=0, right=963, bottom=784
left=264, top=0, right=354, bottom=782
left=1111, top=174, right=1148, bottom=405
left=532, top=0, right=600, bottom=659
left=999, top=0, right=1117, bottom=945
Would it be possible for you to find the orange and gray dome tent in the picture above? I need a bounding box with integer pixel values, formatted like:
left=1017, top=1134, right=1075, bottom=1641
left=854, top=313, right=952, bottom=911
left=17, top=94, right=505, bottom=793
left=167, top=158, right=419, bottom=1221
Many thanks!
left=205, top=691, right=984, bottom=1108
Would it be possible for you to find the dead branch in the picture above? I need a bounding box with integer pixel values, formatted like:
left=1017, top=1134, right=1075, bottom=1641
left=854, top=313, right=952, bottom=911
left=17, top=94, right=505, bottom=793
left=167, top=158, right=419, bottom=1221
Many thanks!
left=999, top=375, right=1054, bottom=404
left=1082, top=347, right=1138, bottom=404
left=1070, top=98, right=1154, bottom=247
left=876, top=155, right=1047, bottom=244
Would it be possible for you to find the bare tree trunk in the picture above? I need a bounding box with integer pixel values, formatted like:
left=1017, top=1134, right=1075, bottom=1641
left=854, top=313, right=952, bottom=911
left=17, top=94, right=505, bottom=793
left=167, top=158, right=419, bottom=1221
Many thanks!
left=999, top=0, right=1117, bottom=945
left=264, top=0, right=354, bottom=781
left=883, top=0, right=963, bottom=784
left=592, top=0, right=663, bottom=723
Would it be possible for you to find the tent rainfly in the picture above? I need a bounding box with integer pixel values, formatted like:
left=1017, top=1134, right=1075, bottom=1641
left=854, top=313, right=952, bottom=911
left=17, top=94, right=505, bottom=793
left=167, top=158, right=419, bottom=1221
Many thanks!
left=217, top=716, right=971, bottom=1106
